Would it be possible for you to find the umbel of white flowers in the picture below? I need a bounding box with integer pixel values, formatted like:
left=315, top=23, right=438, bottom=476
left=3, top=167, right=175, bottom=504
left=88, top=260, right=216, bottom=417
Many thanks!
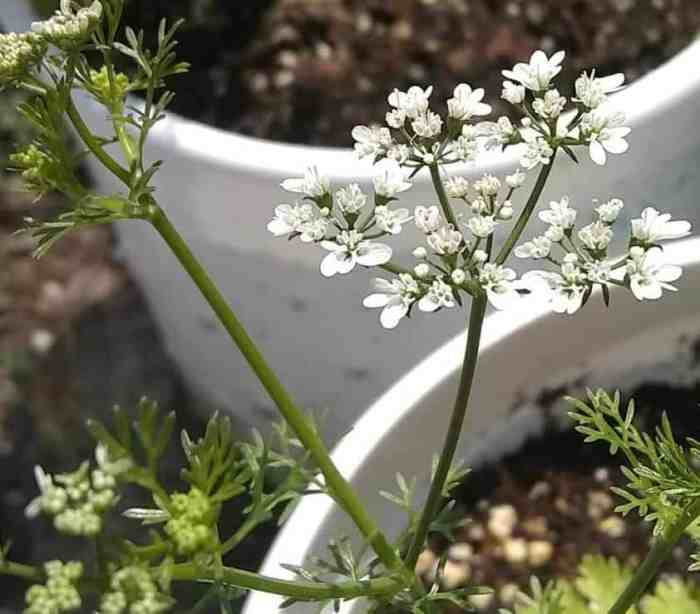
left=267, top=49, right=690, bottom=329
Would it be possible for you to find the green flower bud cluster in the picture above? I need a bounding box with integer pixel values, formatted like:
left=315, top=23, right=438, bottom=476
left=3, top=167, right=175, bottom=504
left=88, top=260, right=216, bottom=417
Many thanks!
left=10, top=144, right=64, bottom=194
left=99, top=565, right=174, bottom=614
left=24, top=560, right=83, bottom=614
left=0, top=32, right=47, bottom=85
left=31, top=0, right=103, bottom=50
left=164, top=488, right=218, bottom=556
left=90, top=66, right=131, bottom=104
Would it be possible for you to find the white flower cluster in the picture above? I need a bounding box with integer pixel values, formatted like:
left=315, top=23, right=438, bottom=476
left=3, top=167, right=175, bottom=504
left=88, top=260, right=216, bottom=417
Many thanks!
left=98, top=565, right=173, bottom=614
left=31, top=0, right=103, bottom=49
left=0, top=32, right=47, bottom=85
left=516, top=200, right=691, bottom=313
left=25, top=444, right=132, bottom=536
left=25, top=560, right=83, bottom=614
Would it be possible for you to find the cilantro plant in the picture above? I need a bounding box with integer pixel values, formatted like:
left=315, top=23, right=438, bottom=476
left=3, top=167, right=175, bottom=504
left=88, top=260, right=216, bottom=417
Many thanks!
left=0, top=2, right=698, bottom=613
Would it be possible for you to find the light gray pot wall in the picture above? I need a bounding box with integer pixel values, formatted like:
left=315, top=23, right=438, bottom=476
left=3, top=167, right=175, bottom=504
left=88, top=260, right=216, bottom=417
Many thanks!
left=3, top=5, right=700, bottom=440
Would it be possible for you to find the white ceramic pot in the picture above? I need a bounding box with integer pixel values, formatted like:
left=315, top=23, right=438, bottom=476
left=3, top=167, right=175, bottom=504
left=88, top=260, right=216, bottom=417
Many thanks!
left=3, top=4, right=700, bottom=437
left=244, top=237, right=700, bottom=613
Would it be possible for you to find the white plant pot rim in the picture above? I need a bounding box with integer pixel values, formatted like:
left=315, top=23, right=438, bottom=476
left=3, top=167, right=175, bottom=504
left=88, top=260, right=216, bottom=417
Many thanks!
left=246, top=236, right=700, bottom=613
left=153, top=39, right=700, bottom=179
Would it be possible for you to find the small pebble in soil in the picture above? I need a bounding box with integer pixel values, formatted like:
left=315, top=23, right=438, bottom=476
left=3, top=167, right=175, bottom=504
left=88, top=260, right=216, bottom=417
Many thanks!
left=469, top=592, right=495, bottom=611
left=441, top=559, right=471, bottom=589
left=503, top=537, right=529, bottom=565
left=599, top=515, right=627, bottom=538
left=487, top=504, right=518, bottom=539
left=447, top=542, right=474, bottom=562
left=499, top=582, right=521, bottom=605
left=527, top=540, right=554, bottom=567
left=415, top=549, right=438, bottom=579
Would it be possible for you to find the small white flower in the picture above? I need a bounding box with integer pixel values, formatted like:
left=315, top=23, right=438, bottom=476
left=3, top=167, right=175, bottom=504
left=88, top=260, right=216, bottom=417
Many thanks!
left=585, top=261, right=612, bottom=284
left=523, top=254, right=589, bottom=314
left=451, top=269, right=467, bottom=285
left=32, top=0, right=103, bottom=48
left=299, top=218, right=329, bottom=243
left=479, top=264, right=520, bottom=310
left=335, top=183, right=367, bottom=215
left=473, top=174, right=501, bottom=197
left=267, top=203, right=315, bottom=237
left=363, top=274, right=419, bottom=329
left=579, top=111, right=631, bottom=166
left=427, top=226, right=464, bottom=255
left=375, top=205, right=412, bottom=235
left=413, top=246, right=428, bottom=259
left=545, top=225, right=565, bottom=242
left=502, top=50, right=565, bottom=92
left=387, top=144, right=411, bottom=164
left=449, top=124, right=479, bottom=161
left=473, top=250, right=488, bottom=264
left=574, top=71, right=625, bottom=109
left=414, top=263, right=431, bottom=278
left=498, top=202, right=514, bottom=220
left=412, top=111, right=443, bottom=138
left=505, top=169, right=526, bottom=188
left=596, top=198, right=624, bottom=223
left=578, top=221, right=613, bottom=251
left=471, top=197, right=489, bottom=215
left=373, top=160, right=412, bottom=197
left=414, top=205, right=442, bottom=234
left=352, top=124, right=392, bottom=160
left=520, top=135, right=554, bottom=170
left=477, top=117, right=516, bottom=150
left=625, top=246, right=682, bottom=300
left=320, top=230, right=392, bottom=277
left=447, top=83, right=491, bottom=121
left=386, top=108, right=407, bottom=129
left=502, top=80, right=526, bottom=104
left=532, top=89, right=567, bottom=119
left=388, top=85, right=433, bottom=119
left=514, top=236, right=552, bottom=259
left=631, top=207, right=691, bottom=245
left=539, top=197, right=577, bottom=229
left=0, top=32, right=46, bottom=84
left=418, top=279, right=455, bottom=312
left=444, top=176, right=470, bottom=199
left=281, top=166, right=330, bottom=198
left=467, top=215, right=497, bottom=239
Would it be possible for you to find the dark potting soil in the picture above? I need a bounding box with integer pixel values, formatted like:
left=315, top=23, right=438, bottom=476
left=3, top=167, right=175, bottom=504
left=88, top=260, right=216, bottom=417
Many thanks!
left=118, top=0, right=700, bottom=146
left=431, top=377, right=700, bottom=612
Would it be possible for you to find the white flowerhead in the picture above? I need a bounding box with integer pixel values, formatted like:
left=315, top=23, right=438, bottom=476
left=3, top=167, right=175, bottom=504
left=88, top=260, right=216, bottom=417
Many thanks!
left=625, top=246, right=682, bottom=300
left=477, top=117, right=516, bottom=150
left=388, top=85, right=433, bottom=119
left=386, top=109, right=407, bottom=129
left=595, top=198, right=624, bottom=223
left=467, top=215, right=497, bottom=239
left=320, top=230, right=392, bottom=277
left=0, top=32, right=47, bottom=84
left=473, top=174, right=501, bottom=197
left=539, top=197, right=577, bottom=229
left=447, top=83, right=491, bottom=121
left=630, top=207, right=691, bottom=245
left=451, top=269, right=467, bottom=285
left=412, top=111, right=443, bottom=138
left=520, top=135, right=554, bottom=170
left=449, top=124, right=479, bottom=162
left=523, top=258, right=588, bottom=315
left=363, top=274, right=419, bottom=329
left=579, top=111, right=630, bottom=166
left=574, top=71, right=625, bottom=109
left=281, top=166, right=330, bottom=198
left=498, top=202, right=514, bottom=220
left=418, top=279, right=455, bottom=312
left=375, top=205, right=412, bottom=235
left=373, top=160, right=412, bottom=197
left=532, top=89, right=567, bottom=119
left=414, top=263, right=430, bottom=278
left=514, top=236, right=552, bottom=259
left=478, top=264, right=520, bottom=310
left=267, top=203, right=315, bottom=237
left=545, top=225, right=565, bottom=242
left=352, top=124, right=392, bottom=161
left=299, top=218, right=329, bottom=243
left=505, top=169, right=526, bottom=188
left=502, top=80, right=526, bottom=104
left=578, top=221, right=613, bottom=251
left=413, top=246, right=428, bottom=260
left=414, top=205, right=442, bottom=234
left=335, top=183, right=367, bottom=215
left=32, top=0, right=103, bottom=48
left=387, top=144, right=411, bottom=164
left=470, top=197, right=489, bottom=215
left=427, top=226, right=464, bottom=255
left=502, top=50, right=565, bottom=92
left=472, top=250, right=488, bottom=264
left=444, top=176, right=470, bottom=199
left=585, top=261, right=612, bottom=284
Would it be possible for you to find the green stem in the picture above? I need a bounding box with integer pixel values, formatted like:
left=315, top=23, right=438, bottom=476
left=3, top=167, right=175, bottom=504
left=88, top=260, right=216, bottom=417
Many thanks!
left=494, top=155, right=556, bottom=265
left=65, top=97, right=131, bottom=185
left=149, top=207, right=408, bottom=579
left=607, top=498, right=700, bottom=614
left=404, top=293, right=488, bottom=568
left=169, top=563, right=402, bottom=602
left=381, top=261, right=412, bottom=276
left=429, top=164, right=459, bottom=229
left=0, top=561, right=42, bottom=582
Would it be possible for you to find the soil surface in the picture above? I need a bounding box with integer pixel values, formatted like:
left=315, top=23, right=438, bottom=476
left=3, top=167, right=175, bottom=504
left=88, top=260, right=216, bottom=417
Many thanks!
left=119, top=0, right=700, bottom=146
left=420, top=376, right=700, bottom=612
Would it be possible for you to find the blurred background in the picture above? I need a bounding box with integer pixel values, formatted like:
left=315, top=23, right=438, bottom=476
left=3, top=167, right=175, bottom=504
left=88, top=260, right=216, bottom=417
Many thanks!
left=2, top=1, right=700, bottom=612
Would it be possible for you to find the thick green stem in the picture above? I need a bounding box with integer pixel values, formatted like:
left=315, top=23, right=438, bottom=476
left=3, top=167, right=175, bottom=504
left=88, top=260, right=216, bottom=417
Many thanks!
left=607, top=498, right=700, bottom=614
left=404, top=293, right=488, bottom=568
left=429, top=164, right=459, bottom=229
left=149, top=207, right=408, bottom=579
left=170, top=563, right=402, bottom=601
left=65, top=97, right=131, bottom=185
left=0, top=561, right=42, bottom=582
left=495, top=155, right=556, bottom=265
